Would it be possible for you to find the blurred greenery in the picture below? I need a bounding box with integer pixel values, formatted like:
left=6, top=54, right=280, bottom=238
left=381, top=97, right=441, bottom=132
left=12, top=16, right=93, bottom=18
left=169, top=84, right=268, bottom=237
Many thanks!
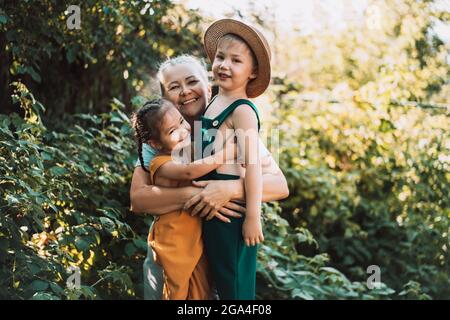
left=0, top=0, right=449, bottom=299
left=0, top=0, right=204, bottom=116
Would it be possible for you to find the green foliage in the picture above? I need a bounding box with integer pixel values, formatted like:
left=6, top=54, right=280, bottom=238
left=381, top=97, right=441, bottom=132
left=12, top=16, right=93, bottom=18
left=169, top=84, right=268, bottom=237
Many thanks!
left=270, top=78, right=449, bottom=299
left=272, top=0, right=449, bottom=106
left=251, top=0, right=449, bottom=299
left=0, top=82, right=150, bottom=299
left=257, top=203, right=395, bottom=299
left=1, top=0, right=448, bottom=300
left=0, top=82, right=398, bottom=300
left=1, top=0, right=204, bottom=115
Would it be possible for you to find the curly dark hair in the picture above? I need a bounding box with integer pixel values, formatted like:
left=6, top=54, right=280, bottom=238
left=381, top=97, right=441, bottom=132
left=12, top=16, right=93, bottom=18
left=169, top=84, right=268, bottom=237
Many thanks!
left=130, top=97, right=172, bottom=172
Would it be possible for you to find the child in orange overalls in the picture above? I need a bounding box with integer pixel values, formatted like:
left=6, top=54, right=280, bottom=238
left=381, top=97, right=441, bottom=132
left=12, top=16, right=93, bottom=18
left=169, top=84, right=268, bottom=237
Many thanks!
left=131, top=97, right=235, bottom=300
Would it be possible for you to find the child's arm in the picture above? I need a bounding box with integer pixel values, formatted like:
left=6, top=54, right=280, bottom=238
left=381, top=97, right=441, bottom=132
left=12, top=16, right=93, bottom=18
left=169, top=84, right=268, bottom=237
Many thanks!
left=232, top=105, right=264, bottom=247
left=156, top=141, right=236, bottom=181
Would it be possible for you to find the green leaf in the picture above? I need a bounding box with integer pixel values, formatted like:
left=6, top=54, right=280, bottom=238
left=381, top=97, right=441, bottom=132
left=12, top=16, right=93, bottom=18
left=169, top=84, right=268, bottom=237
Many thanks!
left=31, top=279, right=49, bottom=291
left=6, top=194, right=20, bottom=205
left=292, top=289, right=314, bottom=300
left=379, top=119, right=395, bottom=132
left=124, top=242, right=137, bottom=257
left=99, top=217, right=116, bottom=232
left=28, top=263, right=41, bottom=276
left=66, top=48, right=76, bottom=64
left=27, top=66, right=42, bottom=83
left=49, top=166, right=68, bottom=176
left=131, top=95, right=147, bottom=108
left=110, top=98, right=126, bottom=111
left=50, top=282, right=64, bottom=295
left=74, top=236, right=90, bottom=251
left=132, top=238, right=148, bottom=251
left=31, top=292, right=59, bottom=300
left=0, top=238, right=10, bottom=251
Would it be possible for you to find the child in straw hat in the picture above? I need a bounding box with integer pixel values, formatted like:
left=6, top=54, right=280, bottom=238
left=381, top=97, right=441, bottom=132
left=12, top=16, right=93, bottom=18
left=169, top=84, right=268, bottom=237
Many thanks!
left=196, top=18, right=272, bottom=299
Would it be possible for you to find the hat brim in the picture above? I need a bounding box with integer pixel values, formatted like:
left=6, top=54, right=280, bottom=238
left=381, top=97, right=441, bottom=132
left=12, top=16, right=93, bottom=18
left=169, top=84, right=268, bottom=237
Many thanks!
left=204, top=19, right=271, bottom=98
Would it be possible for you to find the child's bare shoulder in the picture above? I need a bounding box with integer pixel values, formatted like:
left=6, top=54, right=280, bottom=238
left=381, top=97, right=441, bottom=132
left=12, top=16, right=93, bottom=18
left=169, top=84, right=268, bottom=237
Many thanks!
left=231, top=103, right=259, bottom=128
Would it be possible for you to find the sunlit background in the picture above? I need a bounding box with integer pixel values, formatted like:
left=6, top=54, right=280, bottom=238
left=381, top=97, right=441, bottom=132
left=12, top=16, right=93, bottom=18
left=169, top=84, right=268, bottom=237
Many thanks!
left=180, top=0, right=450, bottom=39
left=174, top=0, right=450, bottom=116
left=0, top=0, right=448, bottom=300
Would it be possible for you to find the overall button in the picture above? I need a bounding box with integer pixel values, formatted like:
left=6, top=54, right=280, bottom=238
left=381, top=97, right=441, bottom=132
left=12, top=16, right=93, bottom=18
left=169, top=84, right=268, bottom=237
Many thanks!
left=212, top=120, right=219, bottom=127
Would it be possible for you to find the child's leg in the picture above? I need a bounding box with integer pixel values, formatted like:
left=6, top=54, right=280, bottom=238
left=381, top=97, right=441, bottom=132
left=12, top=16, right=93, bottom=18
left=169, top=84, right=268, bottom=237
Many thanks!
left=187, top=252, right=214, bottom=300
left=161, top=265, right=190, bottom=300
left=202, top=216, right=257, bottom=300
left=149, top=211, right=204, bottom=300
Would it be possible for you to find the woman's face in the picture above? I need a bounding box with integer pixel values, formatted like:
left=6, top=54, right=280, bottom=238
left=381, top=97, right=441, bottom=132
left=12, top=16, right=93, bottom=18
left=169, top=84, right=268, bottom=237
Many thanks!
left=160, top=63, right=211, bottom=120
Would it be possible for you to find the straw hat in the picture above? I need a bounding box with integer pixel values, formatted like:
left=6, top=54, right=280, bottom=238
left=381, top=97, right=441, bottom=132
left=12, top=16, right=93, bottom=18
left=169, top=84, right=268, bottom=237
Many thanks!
left=204, top=19, right=272, bottom=98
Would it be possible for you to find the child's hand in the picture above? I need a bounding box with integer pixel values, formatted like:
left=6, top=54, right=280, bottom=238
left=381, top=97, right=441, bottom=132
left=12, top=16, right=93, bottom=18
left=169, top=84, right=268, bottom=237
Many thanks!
left=242, top=215, right=264, bottom=247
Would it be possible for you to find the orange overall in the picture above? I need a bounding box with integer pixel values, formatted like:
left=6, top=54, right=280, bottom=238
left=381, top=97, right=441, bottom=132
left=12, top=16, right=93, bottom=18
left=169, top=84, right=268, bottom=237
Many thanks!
left=147, top=155, right=213, bottom=300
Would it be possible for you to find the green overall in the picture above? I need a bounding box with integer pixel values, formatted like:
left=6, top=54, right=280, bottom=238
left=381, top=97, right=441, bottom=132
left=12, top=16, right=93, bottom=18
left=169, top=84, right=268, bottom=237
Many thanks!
left=196, top=98, right=261, bottom=300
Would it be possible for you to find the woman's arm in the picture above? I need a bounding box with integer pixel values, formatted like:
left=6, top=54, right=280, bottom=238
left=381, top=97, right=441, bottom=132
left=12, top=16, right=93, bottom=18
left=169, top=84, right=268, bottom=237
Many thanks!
left=130, top=167, right=241, bottom=223
left=130, top=167, right=200, bottom=215
left=185, top=153, right=289, bottom=219
left=187, top=161, right=288, bottom=212
left=233, top=170, right=288, bottom=202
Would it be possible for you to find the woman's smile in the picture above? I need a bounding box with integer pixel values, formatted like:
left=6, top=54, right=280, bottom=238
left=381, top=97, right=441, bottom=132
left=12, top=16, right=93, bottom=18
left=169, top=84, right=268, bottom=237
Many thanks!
left=180, top=97, right=199, bottom=106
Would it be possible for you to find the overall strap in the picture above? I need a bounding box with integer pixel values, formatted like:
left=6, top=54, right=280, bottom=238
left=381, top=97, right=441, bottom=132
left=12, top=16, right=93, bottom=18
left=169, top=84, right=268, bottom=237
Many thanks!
left=214, top=99, right=261, bottom=131
left=203, top=94, right=218, bottom=115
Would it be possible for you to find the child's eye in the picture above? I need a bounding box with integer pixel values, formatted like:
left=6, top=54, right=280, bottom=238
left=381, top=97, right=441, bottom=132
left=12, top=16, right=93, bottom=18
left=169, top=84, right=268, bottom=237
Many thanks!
left=233, top=59, right=241, bottom=63
left=169, top=85, right=179, bottom=91
left=188, top=80, right=198, bottom=85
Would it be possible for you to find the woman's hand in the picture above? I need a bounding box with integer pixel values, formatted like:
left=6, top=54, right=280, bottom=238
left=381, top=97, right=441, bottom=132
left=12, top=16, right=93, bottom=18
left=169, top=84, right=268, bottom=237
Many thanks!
left=184, top=180, right=245, bottom=222
left=242, top=215, right=264, bottom=247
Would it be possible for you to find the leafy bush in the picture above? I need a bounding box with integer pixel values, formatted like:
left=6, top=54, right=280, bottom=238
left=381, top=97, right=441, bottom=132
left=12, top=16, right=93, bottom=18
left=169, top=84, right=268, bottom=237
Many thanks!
left=1, top=82, right=397, bottom=300
left=257, top=202, right=395, bottom=299
left=270, top=79, right=449, bottom=299
left=0, top=0, right=204, bottom=115
left=1, top=0, right=447, bottom=299
left=0, top=82, right=151, bottom=299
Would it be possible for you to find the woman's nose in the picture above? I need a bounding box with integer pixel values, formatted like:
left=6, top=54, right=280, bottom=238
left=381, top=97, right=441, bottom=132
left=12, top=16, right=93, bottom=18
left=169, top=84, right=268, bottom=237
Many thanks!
left=180, top=84, right=191, bottom=96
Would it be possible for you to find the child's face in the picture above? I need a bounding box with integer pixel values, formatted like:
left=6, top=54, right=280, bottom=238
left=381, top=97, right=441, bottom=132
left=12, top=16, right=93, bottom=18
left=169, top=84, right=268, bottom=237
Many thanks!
left=151, top=107, right=191, bottom=153
left=212, top=39, right=256, bottom=95
left=160, top=64, right=211, bottom=120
